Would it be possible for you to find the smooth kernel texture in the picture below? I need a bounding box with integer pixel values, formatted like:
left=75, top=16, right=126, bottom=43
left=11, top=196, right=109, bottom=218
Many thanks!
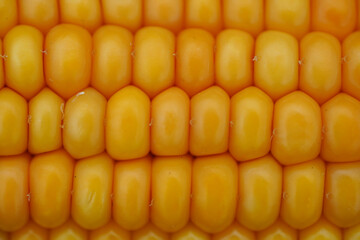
left=0, top=0, right=17, bottom=38
left=311, top=0, right=357, bottom=40
left=223, top=0, right=263, bottom=37
left=0, top=154, right=30, bottom=232
left=113, top=157, right=151, bottom=231
left=11, top=221, right=48, bottom=240
left=324, top=162, right=360, bottom=228
left=299, top=32, right=341, bottom=104
left=106, top=86, right=150, bottom=160
left=344, top=223, right=360, bottom=240
left=92, top=26, right=132, bottom=99
left=229, top=87, right=273, bottom=162
left=72, top=154, right=113, bottom=230
left=18, top=0, right=59, bottom=33
left=176, top=29, right=215, bottom=96
left=215, top=30, right=254, bottom=96
left=59, top=0, right=102, bottom=33
left=49, top=219, right=88, bottom=240
left=265, top=0, right=310, bottom=39
left=28, top=88, right=64, bottom=154
left=4, top=25, right=44, bottom=100
left=102, top=0, right=142, bottom=32
left=190, top=86, right=230, bottom=156
left=212, top=222, right=255, bottom=240
left=321, top=93, right=360, bottom=162
left=45, top=24, right=92, bottom=100
left=237, top=155, right=282, bottom=231
left=271, top=91, right=322, bottom=165
left=171, top=223, right=210, bottom=240
left=257, top=219, right=297, bottom=240
left=144, top=0, right=183, bottom=33
left=0, top=39, right=4, bottom=89
left=254, top=31, right=298, bottom=100
left=133, top=27, right=175, bottom=98
left=342, top=31, right=360, bottom=101
left=191, top=154, right=238, bottom=233
left=151, top=156, right=192, bottom=232
left=30, top=150, right=74, bottom=229
left=185, top=0, right=222, bottom=35
left=133, top=223, right=169, bottom=240
left=299, top=217, right=341, bottom=240
left=0, top=88, right=27, bottom=156
left=281, top=159, right=325, bottom=229
left=151, top=87, right=190, bottom=156
left=89, top=220, right=130, bottom=240
left=63, top=88, right=106, bottom=159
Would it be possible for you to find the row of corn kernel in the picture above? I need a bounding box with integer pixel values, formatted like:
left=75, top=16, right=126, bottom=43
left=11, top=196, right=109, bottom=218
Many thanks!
left=0, top=0, right=359, bottom=39
left=1, top=151, right=359, bottom=233
left=1, top=24, right=360, bottom=103
left=3, top=217, right=359, bottom=240
left=1, top=83, right=360, bottom=165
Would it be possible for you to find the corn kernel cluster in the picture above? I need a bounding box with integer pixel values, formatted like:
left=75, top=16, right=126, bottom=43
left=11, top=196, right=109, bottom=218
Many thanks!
left=0, top=0, right=360, bottom=239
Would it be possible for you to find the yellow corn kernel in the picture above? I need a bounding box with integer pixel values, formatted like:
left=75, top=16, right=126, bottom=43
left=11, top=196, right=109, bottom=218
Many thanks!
left=311, top=0, right=357, bottom=40
left=265, top=0, right=310, bottom=39
left=321, top=93, right=360, bottom=162
left=151, top=87, right=190, bottom=156
left=133, top=27, right=175, bottom=98
left=223, top=0, right=263, bottom=37
left=229, top=87, right=273, bottom=162
left=45, top=24, right=92, bottom=100
left=4, top=25, right=44, bottom=100
left=0, top=0, right=17, bottom=38
left=151, top=156, right=192, bottom=232
left=191, top=154, right=238, bottom=233
left=91, top=25, right=133, bottom=99
left=299, top=32, right=341, bottom=104
left=215, top=30, right=254, bottom=96
left=102, top=0, right=142, bottom=32
left=28, top=88, right=64, bottom=154
left=11, top=221, right=48, bottom=240
left=113, top=156, right=151, bottom=230
left=185, top=0, right=222, bottom=35
left=0, top=88, right=27, bottom=156
left=176, top=29, right=215, bottom=96
left=0, top=39, right=4, bottom=89
left=271, top=91, right=322, bottom=165
left=144, top=0, right=183, bottom=33
left=299, top=217, right=342, bottom=240
left=212, top=222, right=255, bottom=240
left=344, top=223, right=360, bottom=240
left=254, top=31, right=298, bottom=100
left=171, top=223, right=210, bottom=240
left=29, top=150, right=74, bottom=228
left=237, top=155, right=282, bottom=231
left=133, top=223, right=170, bottom=240
left=59, top=0, right=102, bottom=33
left=106, top=86, right=150, bottom=160
left=49, top=219, right=88, bottom=240
left=89, top=220, right=130, bottom=240
left=0, top=154, right=30, bottom=232
left=281, top=159, right=325, bottom=229
left=257, top=219, right=297, bottom=240
left=343, top=31, right=360, bottom=101
left=190, top=86, right=230, bottom=156
left=72, top=153, right=113, bottom=230
left=324, top=161, right=360, bottom=228
left=63, top=88, right=106, bottom=159
left=18, top=0, right=59, bottom=33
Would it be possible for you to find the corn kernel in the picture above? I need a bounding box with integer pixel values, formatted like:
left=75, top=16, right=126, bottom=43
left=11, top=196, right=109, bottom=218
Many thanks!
left=0, top=0, right=17, bottom=38
left=89, top=220, right=130, bottom=240
left=237, top=155, right=282, bottom=231
left=72, top=153, right=113, bottom=230
left=299, top=217, right=341, bottom=240
left=11, top=221, right=48, bottom=240
left=215, top=30, right=254, bottom=96
left=229, top=87, right=273, bottom=162
left=133, top=223, right=169, bottom=240
left=344, top=223, right=360, bottom=240
left=113, top=156, right=151, bottom=230
left=171, top=223, right=210, bottom=240
left=212, top=222, right=255, bottom=240
left=49, top=219, right=88, bottom=240
left=257, top=219, right=297, bottom=240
